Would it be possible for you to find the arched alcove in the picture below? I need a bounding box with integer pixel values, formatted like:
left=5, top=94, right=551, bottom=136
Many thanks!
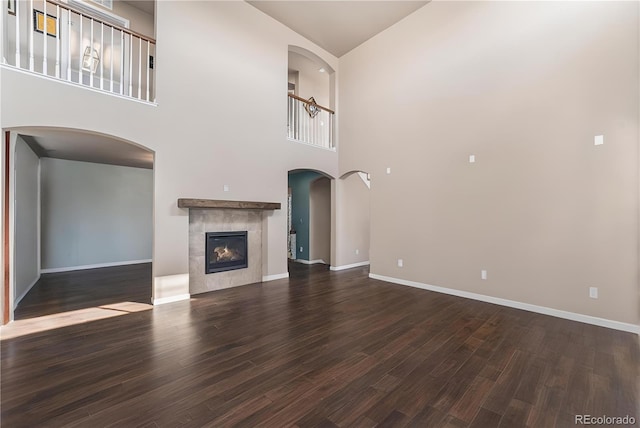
left=288, top=46, right=335, bottom=110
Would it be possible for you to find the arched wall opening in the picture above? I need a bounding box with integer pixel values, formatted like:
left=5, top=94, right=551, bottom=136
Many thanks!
left=331, top=170, right=371, bottom=271
left=287, top=169, right=333, bottom=270
left=288, top=45, right=335, bottom=111
left=2, top=127, right=154, bottom=325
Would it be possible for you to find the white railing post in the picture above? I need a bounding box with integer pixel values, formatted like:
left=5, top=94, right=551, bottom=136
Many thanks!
left=43, top=0, right=48, bottom=75
left=14, top=0, right=20, bottom=67
left=137, top=37, right=141, bottom=99
left=55, top=5, right=60, bottom=78
left=146, top=40, right=150, bottom=101
left=78, top=14, right=83, bottom=84
left=119, top=31, right=124, bottom=95
left=56, top=5, right=61, bottom=79
left=99, top=22, right=104, bottom=89
left=304, top=103, right=308, bottom=143
left=29, top=0, right=34, bottom=71
left=67, top=8, right=71, bottom=81
left=89, top=18, right=94, bottom=87
left=287, top=97, right=292, bottom=139
left=300, top=101, right=305, bottom=142
left=292, top=97, right=296, bottom=139
left=110, top=26, right=114, bottom=92
left=128, top=34, right=132, bottom=96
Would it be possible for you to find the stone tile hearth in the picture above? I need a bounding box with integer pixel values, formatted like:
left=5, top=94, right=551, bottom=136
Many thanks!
left=188, top=209, right=262, bottom=294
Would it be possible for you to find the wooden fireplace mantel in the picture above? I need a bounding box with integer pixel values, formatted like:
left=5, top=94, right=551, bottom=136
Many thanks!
left=177, top=198, right=281, bottom=210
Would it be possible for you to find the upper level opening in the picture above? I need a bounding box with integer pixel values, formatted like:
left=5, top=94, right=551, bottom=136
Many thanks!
left=2, top=0, right=156, bottom=103
left=287, top=46, right=335, bottom=151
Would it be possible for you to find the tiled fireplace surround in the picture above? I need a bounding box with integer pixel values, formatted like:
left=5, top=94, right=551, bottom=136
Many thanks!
left=180, top=199, right=281, bottom=295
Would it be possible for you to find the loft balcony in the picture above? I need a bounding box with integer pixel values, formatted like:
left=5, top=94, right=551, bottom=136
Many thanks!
left=2, top=0, right=155, bottom=103
left=287, top=94, right=335, bottom=151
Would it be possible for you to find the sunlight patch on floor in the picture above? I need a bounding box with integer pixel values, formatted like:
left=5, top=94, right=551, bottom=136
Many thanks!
left=0, top=302, right=153, bottom=340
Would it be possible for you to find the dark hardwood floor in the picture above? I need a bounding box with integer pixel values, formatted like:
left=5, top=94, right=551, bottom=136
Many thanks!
left=1, top=262, right=638, bottom=427
left=14, top=263, right=152, bottom=320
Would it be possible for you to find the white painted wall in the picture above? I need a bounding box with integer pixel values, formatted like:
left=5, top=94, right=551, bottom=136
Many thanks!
left=14, top=136, right=39, bottom=306
left=339, top=1, right=639, bottom=325
left=40, top=158, right=152, bottom=270
left=1, top=1, right=339, bottom=302
left=111, top=0, right=155, bottom=37
left=289, top=51, right=331, bottom=107
left=334, top=172, right=370, bottom=267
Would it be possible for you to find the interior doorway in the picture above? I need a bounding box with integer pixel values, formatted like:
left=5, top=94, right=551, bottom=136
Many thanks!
left=2, top=128, right=154, bottom=326
left=287, top=169, right=332, bottom=269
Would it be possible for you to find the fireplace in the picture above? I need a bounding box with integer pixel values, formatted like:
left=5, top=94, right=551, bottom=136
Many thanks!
left=205, top=231, right=248, bottom=274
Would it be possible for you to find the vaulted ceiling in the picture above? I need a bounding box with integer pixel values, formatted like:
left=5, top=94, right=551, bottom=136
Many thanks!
left=247, top=1, right=429, bottom=57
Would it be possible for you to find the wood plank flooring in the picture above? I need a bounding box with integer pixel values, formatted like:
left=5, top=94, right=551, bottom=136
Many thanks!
left=13, top=263, right=152, bottom=320
left=1, top=262, right=638, bottom=427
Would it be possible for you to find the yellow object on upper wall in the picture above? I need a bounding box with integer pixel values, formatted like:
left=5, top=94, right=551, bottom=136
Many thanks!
left=34, top=10, right=57, bottom=37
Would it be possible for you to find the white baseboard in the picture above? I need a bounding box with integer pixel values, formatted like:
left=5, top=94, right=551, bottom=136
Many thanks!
left=14, top=275, right=40, bottom=309
left=41, top=259, right=152, bottom=274
left=369, top=273, right=640, bottom=335
left=294, top=259, right=327, bottom=265
left=153, top=273, right=189, bottom=303
left=152, top=294, right=190, bottom=305
left=262, top=272, right=289, bottom=282
left=330, top=261, right=370, bottom=271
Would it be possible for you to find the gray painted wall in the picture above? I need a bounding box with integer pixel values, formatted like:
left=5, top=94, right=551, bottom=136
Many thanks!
left=15, top=136, right=40, bottom=305
left=288, top=170, right=323, bottom=261
left=309, top=177, right=331, bottom=263
left=41, top=158, right=153, bottom=270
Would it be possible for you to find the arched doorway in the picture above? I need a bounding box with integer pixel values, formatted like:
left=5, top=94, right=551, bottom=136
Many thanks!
left=287, top=169, right=333, bottom=272
left=2, top=127, right=154, bottom=326
left=331, top=170, right=371, bottom=271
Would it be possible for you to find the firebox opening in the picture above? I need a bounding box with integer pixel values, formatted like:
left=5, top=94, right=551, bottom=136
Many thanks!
left=205, top=231, right=248, bottom=274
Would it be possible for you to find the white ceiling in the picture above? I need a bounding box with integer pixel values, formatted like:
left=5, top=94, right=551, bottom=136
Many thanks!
left=247, top=1, right=429, bottom=57
left=17, top=128, right=153, bottom=169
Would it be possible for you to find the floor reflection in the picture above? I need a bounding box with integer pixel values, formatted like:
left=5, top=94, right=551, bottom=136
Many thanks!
left=0, top=302, right=153, bottom=340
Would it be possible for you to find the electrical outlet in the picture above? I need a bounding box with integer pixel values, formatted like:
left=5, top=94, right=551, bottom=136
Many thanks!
left=594, top=135, right=604, bottom=146
left=299, top=246, right=303, bottom=253
left=481, top=270, right=487, bottom=280
left=355, top=249, right=359, bottom=255
left=386, top=167, right=391, bottom=174
left=589, top=287, right=598, bottom=299
left=397, top=259, right=403, bottom=267
left=223, top=184, right=230, bottom=192
left=469, top=155, right=476, bottom=163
